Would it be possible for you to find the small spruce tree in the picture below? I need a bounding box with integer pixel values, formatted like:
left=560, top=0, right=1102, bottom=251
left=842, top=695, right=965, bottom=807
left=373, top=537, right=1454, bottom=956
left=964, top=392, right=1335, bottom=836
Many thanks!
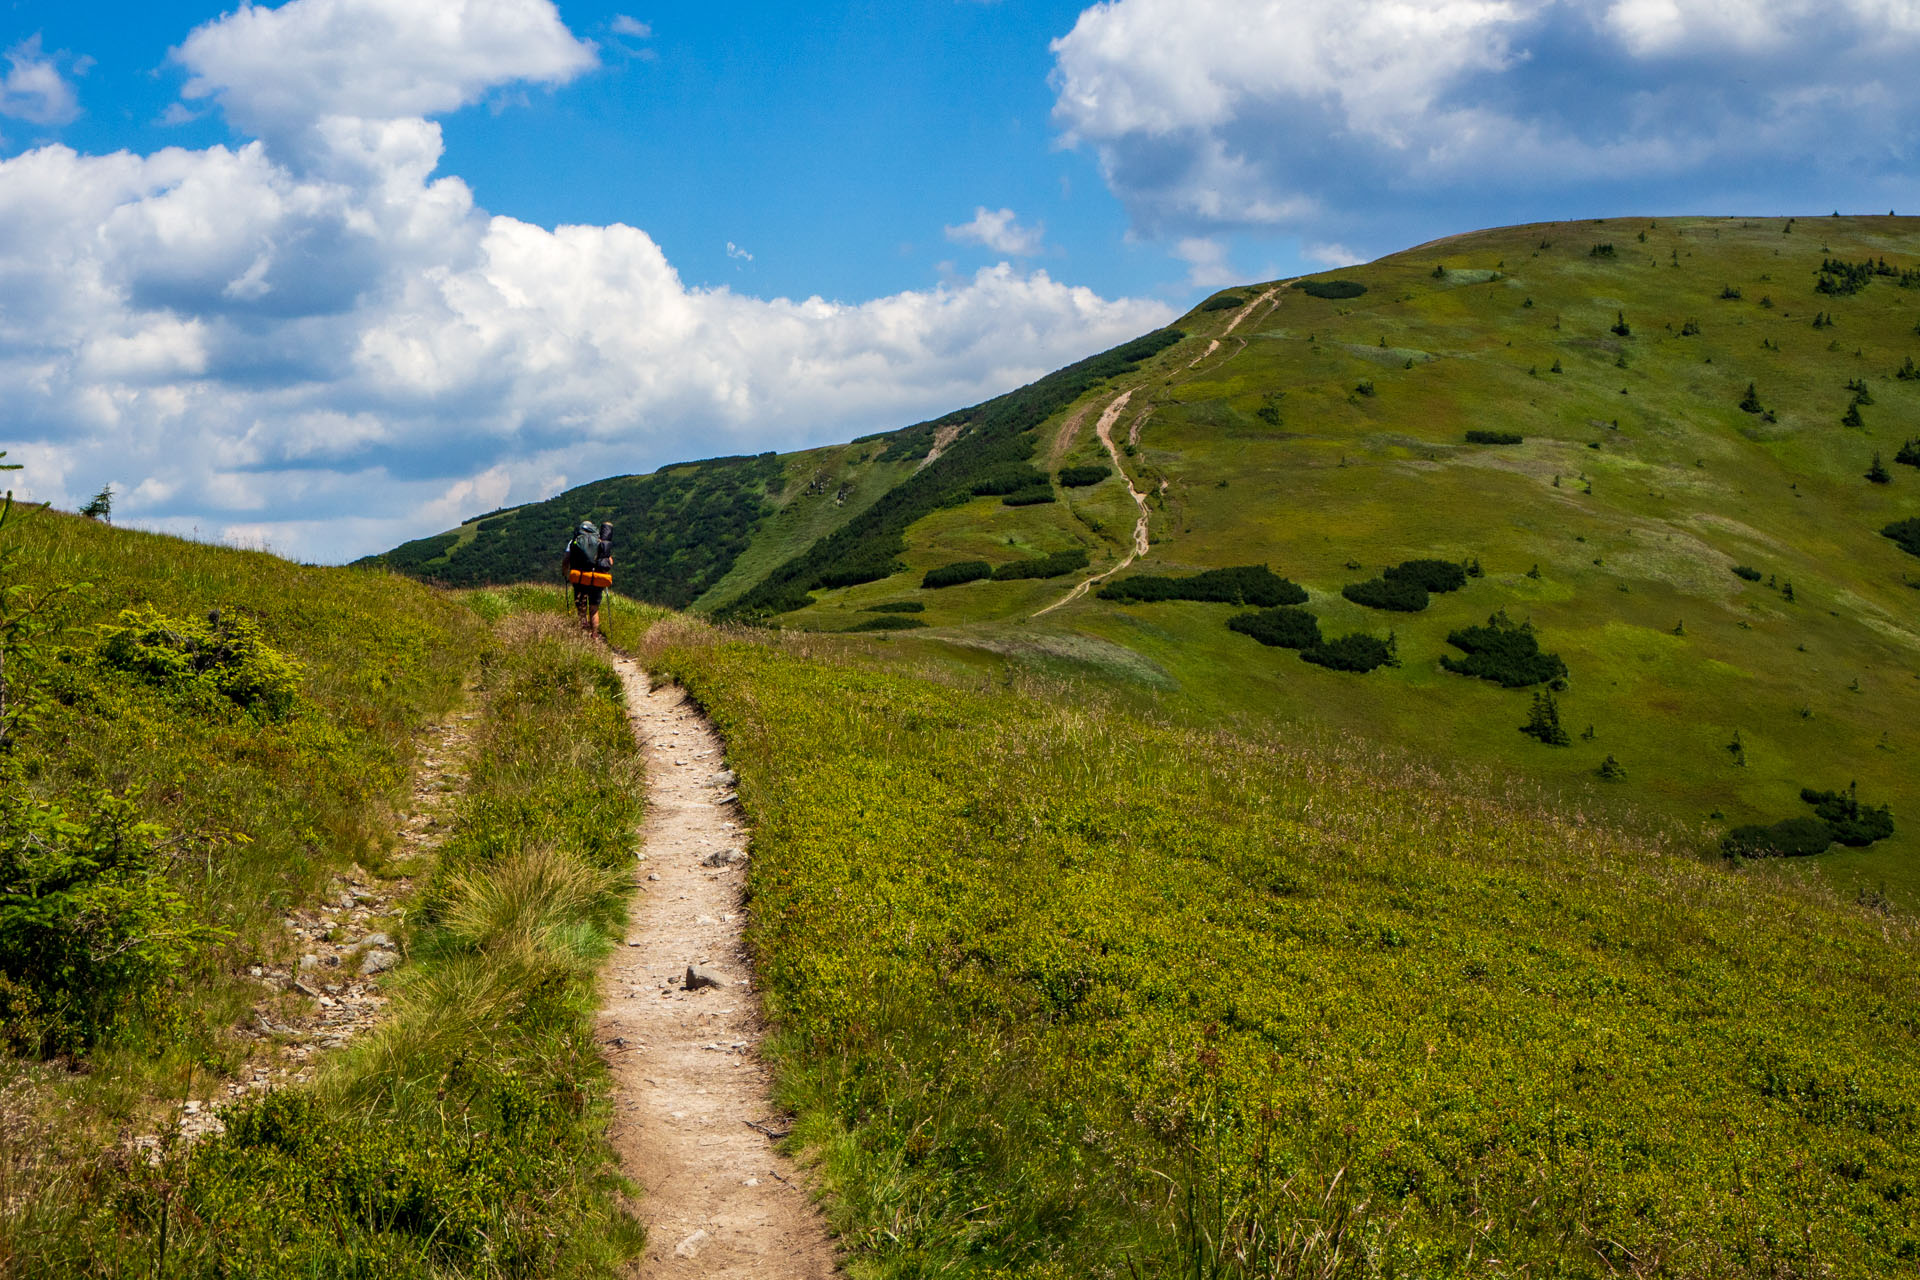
left=1867, top=453, right=1892, bottom=484
left=1522, top=690, right=1571, bottom=746
left=79, top=484, right=113, bottom=522
left=1739, top=383, right=1764, bottom=414
left=1843, top=401, right=1866, bottom=429
left=1597, top=754, right=1627, bottom=781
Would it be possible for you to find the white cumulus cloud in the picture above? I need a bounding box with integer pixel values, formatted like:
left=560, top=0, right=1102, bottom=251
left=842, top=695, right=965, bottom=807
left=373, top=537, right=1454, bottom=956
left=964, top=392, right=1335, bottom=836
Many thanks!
left=2, top=37, right=81, bottom=127
left=945, top=206, right=1047, bottom=256
left=175, top=0, right=598, bottom=146
left=1052, top=0, right=1920, bottom=250
left=1, top=1, right=1171, bottom=564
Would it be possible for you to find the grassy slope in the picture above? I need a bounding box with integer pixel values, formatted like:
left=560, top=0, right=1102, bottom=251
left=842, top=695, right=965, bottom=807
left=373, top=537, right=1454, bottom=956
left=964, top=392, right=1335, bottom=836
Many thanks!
left=766, top=217, right=1920, bottom=903
left=650, top=626, right=1920, bottom=1278
left=691, top=441, right=919, bottom=613
left=2, top=508, right=658, bottom=1274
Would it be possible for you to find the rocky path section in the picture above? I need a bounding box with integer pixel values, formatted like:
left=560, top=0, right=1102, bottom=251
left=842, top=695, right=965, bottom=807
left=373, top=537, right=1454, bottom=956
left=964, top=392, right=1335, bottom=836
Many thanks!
left=599, top=656, right=837, bottom=1279
left=153, top=701, right=478, bottom=1149
left=1038, top=388, right=1149, bottom=617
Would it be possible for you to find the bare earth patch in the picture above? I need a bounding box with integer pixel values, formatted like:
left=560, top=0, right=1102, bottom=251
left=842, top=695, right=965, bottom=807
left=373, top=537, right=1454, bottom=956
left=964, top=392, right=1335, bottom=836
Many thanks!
left=599, top=656, right=837, bottom=1278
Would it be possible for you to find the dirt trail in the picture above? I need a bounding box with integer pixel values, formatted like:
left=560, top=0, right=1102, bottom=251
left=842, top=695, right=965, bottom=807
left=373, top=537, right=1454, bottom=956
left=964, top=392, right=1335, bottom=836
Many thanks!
left=1223, top=286, right=1278, bottom=334
left=599, top=656, right=837, bottom=1279
left=1037, top=388, right=1148, bottom=617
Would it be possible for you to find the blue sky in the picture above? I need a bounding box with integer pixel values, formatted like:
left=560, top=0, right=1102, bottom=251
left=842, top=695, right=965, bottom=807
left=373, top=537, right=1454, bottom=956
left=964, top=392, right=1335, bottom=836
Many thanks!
left=15, top=1, right=1218, bottom=304
left=4, top=0, right=1919, bottom=560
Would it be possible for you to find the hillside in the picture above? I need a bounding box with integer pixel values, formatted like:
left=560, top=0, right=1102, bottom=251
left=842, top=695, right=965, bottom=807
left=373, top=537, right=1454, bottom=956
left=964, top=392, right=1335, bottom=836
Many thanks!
left=377, top=215, right=1920, bottom=902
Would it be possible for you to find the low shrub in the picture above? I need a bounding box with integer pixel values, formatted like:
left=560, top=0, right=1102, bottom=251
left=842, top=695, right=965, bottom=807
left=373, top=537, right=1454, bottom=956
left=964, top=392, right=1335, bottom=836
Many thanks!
left=847, top=615, right=927, bottom=632
left=922, top=561, right=993, bottom=589
left=1723, top=817, right=1834, bottom=858
left=1057, top=464, right=1113, bottom=488
left=1801, top=785, right=1896, bottom=847
left=1300, top=633, right=1394, bottom=672
left=1731, top=565, right=1763, bottom=582
left=969, top=463, right=1050, bottom=497
left=1466, top=430, right=1524, bottom=445
left=1383, top=558, right=1468, bottom=594
left=1342, top=576, right=1429, bottom=612
left=1896, top=438, right=1920, bottom=467
left=1441, top=613, right=1569, bottom=687
left=0, top=790, right=223, bottom=1056
left=1099, top=565, right=1306, bottom=607
left=95, top=606, right=303, bottom=722
left=1001, top=486, right=1057, bottom=507
left=1299, top=279, right=1368, bottom=300
left=1226, top=607, right=1321, bottom=649
left=991, top=548, right=1090, bottom=581
left=1198, top=294, right=1245, bottom=311
left=862, top=601, right=925, bottom=614
left=1883, top=518, right=1920, bottom=558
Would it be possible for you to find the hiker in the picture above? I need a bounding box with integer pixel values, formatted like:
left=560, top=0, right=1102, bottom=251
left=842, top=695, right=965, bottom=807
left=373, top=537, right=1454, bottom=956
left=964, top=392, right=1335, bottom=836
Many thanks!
left=564, top=519, right=614, bottom=635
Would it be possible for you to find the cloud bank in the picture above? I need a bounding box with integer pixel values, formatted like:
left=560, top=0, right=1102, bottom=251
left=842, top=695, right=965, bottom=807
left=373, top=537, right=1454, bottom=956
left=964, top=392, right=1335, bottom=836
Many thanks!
left=1051, top=0, right=1920, bottom=247
left=1, top=0, right=1171, bottom=562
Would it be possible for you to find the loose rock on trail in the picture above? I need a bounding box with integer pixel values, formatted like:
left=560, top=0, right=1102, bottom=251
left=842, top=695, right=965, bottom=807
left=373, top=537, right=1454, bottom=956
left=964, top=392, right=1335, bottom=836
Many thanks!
left=599, top=655, right=837, bottom=1278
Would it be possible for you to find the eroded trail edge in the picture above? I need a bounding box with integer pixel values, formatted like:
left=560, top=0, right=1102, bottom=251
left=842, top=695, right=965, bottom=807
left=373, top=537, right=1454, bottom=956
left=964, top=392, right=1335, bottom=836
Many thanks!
left=599, top=656, right=837, bottom=1278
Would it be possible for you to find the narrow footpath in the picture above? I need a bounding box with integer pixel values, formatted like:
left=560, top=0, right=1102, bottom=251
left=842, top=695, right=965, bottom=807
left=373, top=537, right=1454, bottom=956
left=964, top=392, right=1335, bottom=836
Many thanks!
left=599, top=656, right=838, bottom=1279
left=1037, top=387, right=1150, bottom=617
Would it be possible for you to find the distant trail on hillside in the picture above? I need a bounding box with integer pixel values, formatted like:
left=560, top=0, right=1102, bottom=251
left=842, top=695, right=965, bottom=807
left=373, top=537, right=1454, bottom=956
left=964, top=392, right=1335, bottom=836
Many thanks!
left=1037, top=388, right=1148, bottom=617
left=1187, top=288, right=1276, bottom=368
left=598, top=658, right=836, bottom=1278
left=1224, top=287, right=1279, bottom=334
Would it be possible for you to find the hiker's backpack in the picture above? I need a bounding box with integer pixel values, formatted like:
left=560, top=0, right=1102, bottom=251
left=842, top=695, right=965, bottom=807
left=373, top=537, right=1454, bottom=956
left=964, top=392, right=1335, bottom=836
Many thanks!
left=566, top=527, right=612, bottom=588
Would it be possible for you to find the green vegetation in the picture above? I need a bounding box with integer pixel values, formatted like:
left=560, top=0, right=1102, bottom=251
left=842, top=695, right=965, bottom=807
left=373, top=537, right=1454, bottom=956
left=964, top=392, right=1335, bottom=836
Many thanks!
left=1383, top=558, right=1469, bottom=594
left=713, top=328, right=1184, bottom=619
left=1198, top=293, right=1246, bottom=311
left=846, top=614, right=926, bottom=632
left=1000, top=485, right=1057, bottom=507
left=1225, top=605, right=1321, bottom=649
left=1464, top=429, right=1523, bottom=444
left=1521, top=688, right=1572, bottom=745
left=922, top=560, right=992, bottom=589
left=361, top=453, right=784, bottom=608
left=1341, top=575, right=1429, bottom=612
left=1298, top=279, right=1368, bottom=300
left=862, top=601, right=925, bottom=614
left=1057, top=464, right=1113, bottom=488
left=1723, top=816, right=1835, bottom=858
left=991, top=548, right=1089, bottom=581
left=1300, top=631, right=1396, bottom=672
left=20, top=613, right=646, bottom=1277
left=1732, top=564, right=1763, bottom=582
left=1801, top=783, right=1897, bottom=848
left=1099, top=565, right=1306, bottom=607
left=1884, top=518, right=1920, bottom=557
left=1441, top=613, right=1570, bottom=688
left=650, top=633, right=1920, bottom=1277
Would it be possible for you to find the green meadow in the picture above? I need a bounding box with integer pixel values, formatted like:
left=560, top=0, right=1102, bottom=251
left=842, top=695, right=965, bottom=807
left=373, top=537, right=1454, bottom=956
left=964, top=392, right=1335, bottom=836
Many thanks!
left=647, top=623, right=1920, bottom=1277
left=738, top=218, right=1920, bottom=905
